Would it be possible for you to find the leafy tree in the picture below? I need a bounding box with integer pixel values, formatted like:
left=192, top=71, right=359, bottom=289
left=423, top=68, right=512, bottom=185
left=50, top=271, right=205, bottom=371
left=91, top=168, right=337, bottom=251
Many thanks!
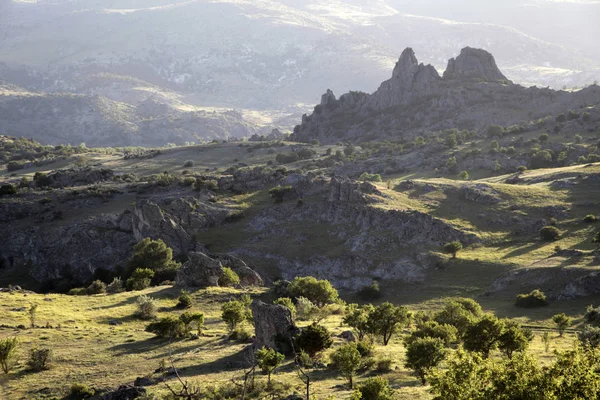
left=127, top=238, right=180, bottom=282
left=256, top=347, right=285, bottom=386
left=546, top=344, right=600, bottom=398
left=127, top=268, right=155, bottom=290
left=353, top=376, right=395, bottom=400
left=33, top=172, right=52, bottom=188
left=530, top=150, right=553, bottom=169
left=452, top=298, right=483, bottom=317
left=221, top=300, right=248, bottom=332
left=539, top=133, right=549, bottom=143
left=357, top=281, right=383, bottom=301
left=180, top=312, right=204, bottom=335
left=0, top=337, right=18, bottom=374
left=542, top=331, right=552, bottom=353
left=552, top=313, right=571, bottom=337
left=366, top=302, right=411, bottom=345
left=274, top=297, right=296, bottom=319
left=344, top=303, right=374, bottom=341
left=490, top=140, right=500, bottom=150
left=0, top=184, right=17, bottom=196
left=463, top=315, right=505, bottom=358
left=497, top=320, right=533, bottom=358
left=86, top=280, right=106, bottom=295
left=434, top=300, right=479, bottom=338
left=429, top=349, right=491, bottom=400
left=443, top=242, right=463, bottom=259
left=404, top=321, right=458, bottom=347
left=445, top=134, right=457, bottom=148
left=540, top=226, right=560, bottom=241
left=288, top=276, right=339, bottom=307
left=218, top=267, right=240, bottom=287
left=578, top=325, right=600, bottom=348
left=358, top=172, right=383, bottom=183
left=446, top=156, right=457, bottom=173
left=295, top=323, right=333, bottom=357
left=331, top=343, right=362, bottom=388
left=405, top=337, right=446, bottom=385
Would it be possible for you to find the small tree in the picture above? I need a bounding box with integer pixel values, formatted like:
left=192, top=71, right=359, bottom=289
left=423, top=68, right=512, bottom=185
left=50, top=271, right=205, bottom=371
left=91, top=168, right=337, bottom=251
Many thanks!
left=404, top=321, right=458, bottom=347
left=366, top=302, right=411, bottom=345
left=458, top=170, right=469, bottom=180
left=288, top=276, right=339, bottom=307
left=87, top=280, right=106, bottom=295
left=106, top=277, right=124, bottom=294
left=344, top=303, right=374, bottom=341
left=515, top=289, right=549, bottom=308
left=28, top=304, right=38, bottom=328
left=219, top=267, right=240, bottom=287
left=145, top=316, right=186, bottom=338
left=331, top=343, right=362, bottom=388
left=542, top=331, right=552, bottom=353
left=179, top=312, right=205, bottom=336
left=539, top=133, right=549, bottom=143
left=274, top=297, right=296, bottom=319
left=0, top=337, right=18, bottom=374
left=552, top=313, right=571, bottom=337
left=295, top=323, right=333, bottom=357
left=463, top=315, right=505, bottom=358
left=221, top=300, right=247, bottom=332
left=434, top=300, right=479, bottom=338
left=127, top=238, right=180, bottom=282
left=296, top=296, right=317, bottom=320
left=256, top=347, right=285, bottom=387
left=443, top=242, right=463, bottom=259
left=498, top=320, right=533, bottom=359
left=540, top=226, right=560, bottom=241
left=127, top=268, right=155, bottom=290
left=405, top=337, right=446, bottom=385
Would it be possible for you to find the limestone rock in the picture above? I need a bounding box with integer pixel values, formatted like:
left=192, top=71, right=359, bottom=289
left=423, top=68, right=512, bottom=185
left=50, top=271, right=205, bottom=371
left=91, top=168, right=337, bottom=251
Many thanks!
left=212, top=253, right=263, bottom=286
left=443, top=47, right=509, bottom=82
left=252, top=300, right=299, bottom=355
left=176, top=252, right=223, bottom=288
left=458, top=184, right=501, bottom=204
left=340, top=330, right=356, bottom=342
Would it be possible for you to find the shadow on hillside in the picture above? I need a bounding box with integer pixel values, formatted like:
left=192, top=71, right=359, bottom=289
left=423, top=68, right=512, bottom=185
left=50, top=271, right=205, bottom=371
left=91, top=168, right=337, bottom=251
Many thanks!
left=109, top=337, right=173, bottom=356
left=96, top=287, right=177, bottom=309
left=175, top=347, right=253, bottom=378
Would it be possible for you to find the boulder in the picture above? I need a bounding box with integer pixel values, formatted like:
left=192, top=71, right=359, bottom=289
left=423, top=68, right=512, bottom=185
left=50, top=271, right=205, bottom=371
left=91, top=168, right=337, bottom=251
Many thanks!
left=101, top=385, right=146, bottom=400
left=458, top=184, right=501, bottom=204
left=339, top=330, right=356, bottom=342
left=252, top=300, right=299, bottom=355
left=176, top=252, right=223, bottom=288
left=211, top=253, right=263, bottom=286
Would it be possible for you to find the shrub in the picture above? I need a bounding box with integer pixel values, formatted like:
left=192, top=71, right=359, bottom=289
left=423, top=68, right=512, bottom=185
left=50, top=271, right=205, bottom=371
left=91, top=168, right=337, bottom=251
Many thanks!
left=331, top=343, right=362, bottom=388
left=457, top=170, right=469, bottom=180
left=145, top=316, right=186, bottom=338
left=219, top=267, right=240, bottom=287
left=127, top=268, right=155, bottom=290
left=443, top=241, right=463, bottom=258
left=0, top=184, right=17, bottom=196
left=268, top=185, right=293, bottom=203
left=69, top=383, right=95, bottom=399
left=353, top=376, right=394, bottom=400
left=136, top=295, right=157, bottom=320
left=434, top=300, right=480, bottom=338
left=288, top=276, right=339, bottom=307
left=177, top=290, right=193, bottom=309
left=86, top=280, right=106, bottom=295
left=344, top=304, right=374, bottom=341
left=296, top=350, right=312, bottom=368
left=183, top=160, right=195, bottom=167
left=540, top=226, right=560, bottom=241
left=7, top=161, right=25, bottom=172
left=517, top=165, right=528, bottom=172
left=229, top=326, right=252, bottom=342
left=357, top=281, right=382, bottom=301
left=33, top=172, right=52, bottom=187
left=28, top=348, right=51, bottom=372
left=296, top=296, right=317, bottom=320
left=578, top=325, right=600, bottom=348
left=583, top=214, right=598, bottom=223
left=127, top=238, right=180, bottom=282
left=106, top=277, right=124, bottom=294
left=274, top=297, right=296, bottom=318
left=584, top=305, right=600, bottom=326
left=68, top=288, right=88, bottom=296
left=356, top=339, right=375, bottom=358
left=462, top=315, right=506, bottom=359
left=295, top=323, right=333, bottom=357
left=0, top=337, right=18, bottom=374
left=405, top=321, right=458, bottom=347
left=358, top=172, right=383, bottom=183
left=376, top=358, right=393, bottom=373
left=498, top=320, right=533, bottom=358
left=515, top=289, right=549, bottom=308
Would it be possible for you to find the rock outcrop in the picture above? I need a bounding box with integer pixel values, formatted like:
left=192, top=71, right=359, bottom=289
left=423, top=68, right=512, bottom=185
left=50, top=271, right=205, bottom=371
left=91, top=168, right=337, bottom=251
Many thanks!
left=101, top=385, right=147, bottom=400
left=251, top=301, right=299, bottom=355
left=175, top=252, right=262, bottom=289
left=443, top=47, right=509, bottom=82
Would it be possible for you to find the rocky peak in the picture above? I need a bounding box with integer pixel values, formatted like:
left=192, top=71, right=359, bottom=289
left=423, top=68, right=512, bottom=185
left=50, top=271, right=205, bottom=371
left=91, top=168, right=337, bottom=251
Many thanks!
left=391, top=48, right=419, bottom=81
left=443, top=47, right=509, bottom=82
left=320, top=89, right=337, bottom=106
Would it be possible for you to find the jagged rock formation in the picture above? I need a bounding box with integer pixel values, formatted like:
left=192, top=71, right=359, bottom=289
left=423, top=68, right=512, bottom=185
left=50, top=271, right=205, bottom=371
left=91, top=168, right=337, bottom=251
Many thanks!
left=176, top=252, right=262, bottom=289
left=290, top=47, right=600, bottom=144
left=251, top=300, right=299, bottom=355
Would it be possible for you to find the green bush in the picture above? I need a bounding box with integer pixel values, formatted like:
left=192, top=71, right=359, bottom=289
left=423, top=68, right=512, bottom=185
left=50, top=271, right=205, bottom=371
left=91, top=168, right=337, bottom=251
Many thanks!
left=331, top=342, right=362, bottom=388
left=229, top=326, right=252, bottom=342
left=268, top=185, right=294, bottom=203
left=67, top=288, right=88, bottom=296
left=0, top=337, right=18, bottom=374
left=288, top=276, right=339, bottom=307
left=358, top=172, right=383, bottom=183
left=0, top=184, right=17, bottom=196
left=274, top=297, right=296, bottom=318
left=145, top=316, right=186, bottom=338
left=221, top=300, right=248, bottom=332
left=127, top=268, right=155, bottom=290
left=86, top=280, right=106, bottom=295
left=540, top=226, right=560, bottom=241
left=443, top=241, right=463, bottom=258
left=357, top=281, right=382, bottom=301
left=177, top=290, right=193, bottom=309
left=69, top=383, right=95, bottom=399
left=584, top=305, right=600, bottom=326
left=183, top=160, right=195, bottom=167
left=583, top=214, right=598, bottom=223
left=136, top=295, right=157, bottom=320
left=405, top=337, right=447, bottom=384
left=256, top=346, right=285, bottom=386
left=296, top=323, right=333, bottom=357
left=106, top=277, right=124, bottom=294
left=354, top=376, right=395, bottom=400
left=515, top=289, right=549, bottom=308
left=127, top=238, right=180, bottom=283
left=180, top=312, right=205, bottom=335
left=219, top=267, right=241, bottom=287
left=376, top=358, right=393, bottom=373
left=27, top=348, right=51, bottom=372
left=295, top=296, right=317, bottom=320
